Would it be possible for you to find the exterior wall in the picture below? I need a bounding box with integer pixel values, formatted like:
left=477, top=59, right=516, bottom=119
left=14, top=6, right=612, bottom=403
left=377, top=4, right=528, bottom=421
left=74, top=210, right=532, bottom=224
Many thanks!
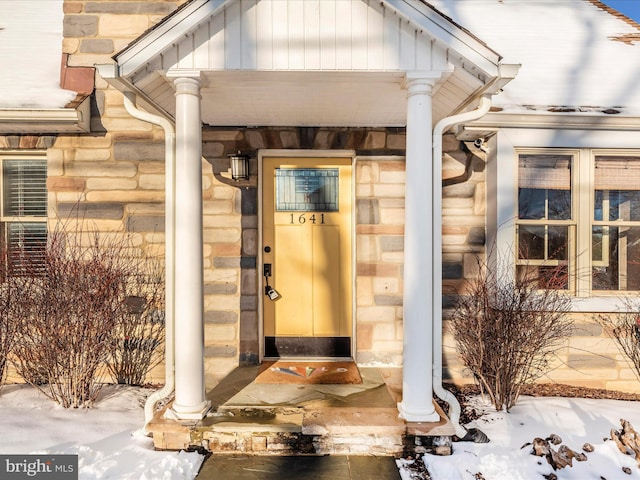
left=200, top=127, right=408, bottom=381
left=354, top=155, right=405, bottom=366
left=2, top=129, right=635, bottom=391
left=442, top=313, right=640, bottom=394
left=1, top=0, right=635, bottom=392
left=550, top=315, right=638, bottom=393
left=155, top=0, right=448, bottom=72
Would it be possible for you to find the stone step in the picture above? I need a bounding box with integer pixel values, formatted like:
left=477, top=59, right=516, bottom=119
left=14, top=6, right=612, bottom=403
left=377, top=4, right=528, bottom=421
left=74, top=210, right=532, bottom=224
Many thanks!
left=148, top=403, right=455, bottom=456
left=147, top=367, right=457, bottom=456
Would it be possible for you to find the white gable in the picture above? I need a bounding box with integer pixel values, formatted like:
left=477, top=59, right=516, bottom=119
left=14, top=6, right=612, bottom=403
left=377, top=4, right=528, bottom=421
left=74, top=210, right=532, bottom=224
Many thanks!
left=130, top=0, right=455, bottom=83
left=111, top=0, right=507, bottom=127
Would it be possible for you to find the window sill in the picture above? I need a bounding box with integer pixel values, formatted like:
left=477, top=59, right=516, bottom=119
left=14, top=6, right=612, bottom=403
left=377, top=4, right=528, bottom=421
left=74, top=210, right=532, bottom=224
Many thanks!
left=570, top=295, right=638, bottom=313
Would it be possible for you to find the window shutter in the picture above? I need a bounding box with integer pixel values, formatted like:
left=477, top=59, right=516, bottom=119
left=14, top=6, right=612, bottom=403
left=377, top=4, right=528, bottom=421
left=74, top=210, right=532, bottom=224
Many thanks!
left=3, top=159, right=47, bottom=217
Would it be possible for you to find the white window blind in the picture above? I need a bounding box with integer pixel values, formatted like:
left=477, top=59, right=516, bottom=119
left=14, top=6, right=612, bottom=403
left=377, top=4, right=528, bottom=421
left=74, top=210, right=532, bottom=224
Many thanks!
left=3, top=159, right=47, bottom=217
left=594, top=156, right=640, bottom=190
left=519, top=154, right=572, bottom=190
left=1, top=158, right=47, bottom=276
left=7, top=222, right=47, bottom=274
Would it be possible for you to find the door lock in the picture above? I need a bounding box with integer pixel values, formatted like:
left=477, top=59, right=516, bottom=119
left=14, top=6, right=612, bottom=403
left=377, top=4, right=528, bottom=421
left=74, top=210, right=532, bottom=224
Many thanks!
left=265, top=285, right=281, bottom=301
left=263, top=263, right=281, bottom=301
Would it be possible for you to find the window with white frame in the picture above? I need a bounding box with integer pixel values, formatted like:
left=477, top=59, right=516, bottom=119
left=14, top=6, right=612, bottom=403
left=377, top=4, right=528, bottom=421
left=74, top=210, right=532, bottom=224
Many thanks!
left=0, top=155, right=47, bottom=276
left=516, top=149, right=640, bottom=294
left=592, top=154, right=640, bottom=291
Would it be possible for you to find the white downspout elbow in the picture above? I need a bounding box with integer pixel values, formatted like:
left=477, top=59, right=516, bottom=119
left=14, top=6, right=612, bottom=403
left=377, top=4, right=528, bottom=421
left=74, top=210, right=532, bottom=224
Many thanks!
left=432, top=94, right=492, bottom=438
left=122, top=92, right=177, bottom=434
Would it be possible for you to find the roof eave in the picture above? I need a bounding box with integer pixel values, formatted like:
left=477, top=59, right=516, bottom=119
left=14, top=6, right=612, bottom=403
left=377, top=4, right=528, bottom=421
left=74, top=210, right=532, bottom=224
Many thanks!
left=460, top=111, right=640, bottom=137
left=0, top=96, right=91, bottom=134
left=115, top=0, right=233, bottom=77
left=385, top=0, right=503, bottom=78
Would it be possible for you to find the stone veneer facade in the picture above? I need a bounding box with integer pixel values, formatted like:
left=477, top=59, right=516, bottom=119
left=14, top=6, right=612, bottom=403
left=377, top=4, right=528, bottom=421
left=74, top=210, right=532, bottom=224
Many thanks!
left=0, top=0, right=636, bottom=392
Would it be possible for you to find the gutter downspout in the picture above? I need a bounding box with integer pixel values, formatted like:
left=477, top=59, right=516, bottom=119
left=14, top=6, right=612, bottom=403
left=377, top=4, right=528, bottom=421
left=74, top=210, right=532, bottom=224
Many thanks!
left=121, top=92, right=177, bottom=434
left=432, top=61, right=519, bottom=438
left=432, top=94, right=491, bottom=439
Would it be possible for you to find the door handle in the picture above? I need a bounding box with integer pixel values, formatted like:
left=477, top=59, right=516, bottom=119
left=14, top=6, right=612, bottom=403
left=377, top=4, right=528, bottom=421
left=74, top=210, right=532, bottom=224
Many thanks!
left=263, top=263, right=281, bottom=301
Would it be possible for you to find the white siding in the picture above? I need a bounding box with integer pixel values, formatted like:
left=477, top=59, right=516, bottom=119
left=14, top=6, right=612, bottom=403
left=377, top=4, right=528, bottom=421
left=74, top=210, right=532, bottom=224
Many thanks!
left=319, top=1, right=336, bottom=70
left=157, top=0, right=447, bottom=73
left=210, top=14, right=226, bottom=68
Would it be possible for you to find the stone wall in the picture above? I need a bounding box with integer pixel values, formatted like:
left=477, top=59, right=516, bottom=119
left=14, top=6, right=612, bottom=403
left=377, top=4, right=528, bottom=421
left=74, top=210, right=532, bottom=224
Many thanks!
left=442, top=313, right=639, bottom=393
left=199, top=127, right=408, bottom=380
left=3, top=125, right=635, bottom=391
left=354, top=156, right=405, bottom=365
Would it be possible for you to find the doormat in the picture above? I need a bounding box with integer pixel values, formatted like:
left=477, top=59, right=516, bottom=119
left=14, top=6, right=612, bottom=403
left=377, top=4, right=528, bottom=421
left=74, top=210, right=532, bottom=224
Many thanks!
left=255, top=361, right=362, bottom=385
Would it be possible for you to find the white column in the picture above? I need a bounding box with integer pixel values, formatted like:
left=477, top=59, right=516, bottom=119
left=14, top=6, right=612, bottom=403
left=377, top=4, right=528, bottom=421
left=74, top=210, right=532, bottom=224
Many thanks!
left=170, top=74, right=210, bottom=419
left=398, top=73, right=442, bottom=422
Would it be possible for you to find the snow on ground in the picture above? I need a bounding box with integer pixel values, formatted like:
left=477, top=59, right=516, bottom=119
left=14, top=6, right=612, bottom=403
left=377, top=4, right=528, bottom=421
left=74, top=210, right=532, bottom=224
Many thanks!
left=2, top=384, right=640, bottom=479
left=399, top=394, right=640, bottom=480
left=0, top=384, right=203, bottom=480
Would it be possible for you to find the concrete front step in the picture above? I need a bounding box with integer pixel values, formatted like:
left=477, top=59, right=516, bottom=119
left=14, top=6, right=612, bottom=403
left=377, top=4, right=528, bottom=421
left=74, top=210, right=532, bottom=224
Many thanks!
left=147, top=403, right=455, bottom=456
left=147, top=367, right=457, bottom=456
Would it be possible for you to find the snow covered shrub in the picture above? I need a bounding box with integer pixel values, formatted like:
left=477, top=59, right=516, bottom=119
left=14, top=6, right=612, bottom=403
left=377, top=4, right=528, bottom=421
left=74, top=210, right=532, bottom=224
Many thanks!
left=11, top=220, right=164, bottom=407
left=106, top=259, right=165, bottom=386
left=450, top=256, right=573, bottom=411
left=595, top=300, right=640, bottom=382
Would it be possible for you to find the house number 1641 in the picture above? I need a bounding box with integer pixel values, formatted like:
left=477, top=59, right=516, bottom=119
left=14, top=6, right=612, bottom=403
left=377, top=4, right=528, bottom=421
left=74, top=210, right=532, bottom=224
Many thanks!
left=289, top=213, right=325, bottom=224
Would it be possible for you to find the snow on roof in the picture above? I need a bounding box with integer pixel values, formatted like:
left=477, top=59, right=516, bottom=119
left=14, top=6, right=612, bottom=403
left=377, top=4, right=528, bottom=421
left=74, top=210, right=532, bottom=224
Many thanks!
left=0, top=0, right=77, bottom=109
left=427, top=0, right=640, bottom=115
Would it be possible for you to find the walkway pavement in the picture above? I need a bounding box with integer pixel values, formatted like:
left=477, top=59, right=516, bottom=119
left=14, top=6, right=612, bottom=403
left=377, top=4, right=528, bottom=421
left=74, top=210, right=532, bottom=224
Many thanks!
left=196, top=454, right=402, bottom=480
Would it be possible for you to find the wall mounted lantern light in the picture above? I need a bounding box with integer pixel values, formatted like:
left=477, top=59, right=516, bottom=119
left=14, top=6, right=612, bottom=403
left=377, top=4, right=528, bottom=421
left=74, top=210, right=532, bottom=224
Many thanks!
left=229, top=152, right=250, bottom=181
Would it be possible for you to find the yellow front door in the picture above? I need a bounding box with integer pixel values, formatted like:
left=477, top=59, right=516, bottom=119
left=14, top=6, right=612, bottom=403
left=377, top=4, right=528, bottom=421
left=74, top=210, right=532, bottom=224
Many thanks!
left=262, top=157, right=352, bottom=357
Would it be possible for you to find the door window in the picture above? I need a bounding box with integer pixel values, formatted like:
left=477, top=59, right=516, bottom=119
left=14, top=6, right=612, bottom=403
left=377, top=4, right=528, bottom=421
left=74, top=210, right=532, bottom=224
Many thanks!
left=275, top=168, right=339, bottom=212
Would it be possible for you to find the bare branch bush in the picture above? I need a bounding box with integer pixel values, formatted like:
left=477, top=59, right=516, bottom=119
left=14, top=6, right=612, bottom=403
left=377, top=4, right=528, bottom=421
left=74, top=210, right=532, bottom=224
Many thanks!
left=0, top=245, right=19, bottom=388
left=106, top=258, right=165, bottom=386
left=10, top=219, right=164, bottom=407
left=595, top=298, right=640, bottom=382
left=0, top=286, right=12, bottom=388
left=450, top=257, right=573, bottom=411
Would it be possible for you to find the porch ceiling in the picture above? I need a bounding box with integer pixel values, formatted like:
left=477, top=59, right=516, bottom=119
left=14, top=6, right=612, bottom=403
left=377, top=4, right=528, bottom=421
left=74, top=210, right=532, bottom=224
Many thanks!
left=133, top=68, right=482, bottom=128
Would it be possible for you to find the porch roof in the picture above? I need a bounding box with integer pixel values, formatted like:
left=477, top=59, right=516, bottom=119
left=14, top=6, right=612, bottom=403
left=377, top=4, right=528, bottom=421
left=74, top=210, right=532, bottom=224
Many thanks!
left=103, top=0, right=510, bottom=127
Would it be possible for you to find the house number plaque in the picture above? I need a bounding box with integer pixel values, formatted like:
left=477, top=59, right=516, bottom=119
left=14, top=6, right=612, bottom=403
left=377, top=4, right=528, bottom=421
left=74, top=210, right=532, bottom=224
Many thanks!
left=289, top=213, right=326, bottom=224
